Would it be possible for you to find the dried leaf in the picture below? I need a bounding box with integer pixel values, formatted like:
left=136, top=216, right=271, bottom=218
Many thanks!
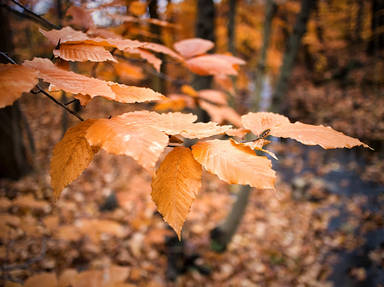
left=117, top=111, right=230, bottom=138
left=241, top=112, right=290, bottom=136
left=212, top=54, right=246, bottom=65
left=126, top=48, right=162, bottom=71
left=25, top=273, right=58, bottom=287
left=50, top=120, right=99, bottom=199
left=142, top=42, right=183, bottom=61
left=86, top=118, right=169, bottom=171
left=154, top=97, right=187, bottom=111
left=225, top=128, right=250, bottom=138
left=129, top=1, right=147, bottom=16
left=114, top=61, right=144, bottom=81
left=0, top=64, right=38, bottom=108
left=192, top=139, right=275, bottom=189
left=230, top=139, right=278, bottom=160
left=66, top=6, right=94, bottom=29
left=23, top=58, right=115, bottom=100
left=181, top=85, right=198, bottom=97
left=199, top=100, right=242, bottom=127
left=270, top=121, right=371, bottom=149
left=151, top=147, right=202, bottom=238
left=198, top=89, right=227, bottom=105
left=53, top=44, right=116, bottom=62
left=74, top=94, right=91, bottom=106
left=186, top=54, right=238, bottom=76
left=108, top=83, right=166, bottom=103
left=174, top=38, right=214, bottom=58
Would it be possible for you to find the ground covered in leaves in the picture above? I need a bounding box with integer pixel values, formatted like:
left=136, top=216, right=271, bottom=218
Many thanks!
left=1, top=95, right=384, bottom=287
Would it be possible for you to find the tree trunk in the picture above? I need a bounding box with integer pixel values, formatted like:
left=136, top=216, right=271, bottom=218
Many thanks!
left=210, top=185, right=251, bottom=252
left=227, top=0, right=237, bottom=54
left=251, top=0, right=277, bottom=111
left=0, top=7, right=33, bottom=179
left=149, top=0, right=166, bottom=95
left=271, top=0, right=315, bottom=112
left=368, top=0, right=384, bottom=53
left=193, top=0, right=216, bottom=122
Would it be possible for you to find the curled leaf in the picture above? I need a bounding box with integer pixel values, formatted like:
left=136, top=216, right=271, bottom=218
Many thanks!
left=53, top=44, right=116, bottom=62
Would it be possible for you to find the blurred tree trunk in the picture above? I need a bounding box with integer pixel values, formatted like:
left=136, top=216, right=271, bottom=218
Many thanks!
left=193, top=0, right=215, bottom=122
left=368, top=0, right=384, bottom=53
left=0, top=7, right=32, bottom=179
left=271, top=0, right=316, bottom=113
left=251, top=0, right=277, bottom=111
left=210, top=185, right=251, bottom=252
left=193, top=0, right=215, bottom=92
left=149, top=0, right=166, bottom=94
left=227, top=0, right=237, bottom=54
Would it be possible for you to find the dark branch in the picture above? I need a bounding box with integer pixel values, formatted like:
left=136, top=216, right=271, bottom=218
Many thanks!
left=9, top=0, right=60, bottom=29
left=36, top=86, right=84, bottom=121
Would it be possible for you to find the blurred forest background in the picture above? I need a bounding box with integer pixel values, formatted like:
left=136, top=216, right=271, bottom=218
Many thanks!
left=0, top=0, right=384, bottom=286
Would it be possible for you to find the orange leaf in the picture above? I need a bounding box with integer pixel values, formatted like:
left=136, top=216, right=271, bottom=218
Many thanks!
left=85, top=117, right=169, bottom=171
left=129, top=1, right=147, bottom=16
left=50, top=120, right=99, bottom=199
left=212, top=54, right=246, bottom=65
left=108, top=83, right=166, bottom=103
left=66, top=6, right=94, bottom=29
left=230, top=139, right=278, bottom=160
left=142, top=42, right=184, bottom=62
left=181, top=85, right=198, bottom=97
left=192, top=140, right=275, bottom=189
left=199, top=100, right=242, bottom=127
left=74, top=94, right=91, bottom=106
left=25, top=273, right=57, bottom=287
left=154, top=97, right=187, bottom=111
left=114, top=61, right=144, bottom=81
left=151, top=147, right=202, bottom=238
left=117, top=111, right=230, bottom=138
left=0, top=64, right=38, bottom=108
left=198, top=89, right=227, bottom=105
left=53, top=44, right=116, bottom=62
left=241, top=112, right=290, bottom=136
left=270, top=121, right=371, bottom=149
left=225, top=128, right=250, bottom=138
left=174, top=38, right=214, bottom=58
left=186, top=54, right=238, bottom=76
left=23, top=58, right=115, bottom=100
left=126, top=48, right=162, bottom=71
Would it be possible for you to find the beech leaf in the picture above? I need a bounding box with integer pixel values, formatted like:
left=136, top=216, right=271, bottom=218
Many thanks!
left=50, top=120, right=99, bottom=199
left=0, top=64, right=38, bottom=108
left=53, top=44, right=116, bottom=62
left=108, top=83, right=166, bottom=103
left=186, top=54, right=238, bottom=76
left=174, top=38, right=214, bottom=58
left=85, top=117, right=169, bottom=171
left=151, top=147, right=202, bottom=238
left=241, top=112, right=290, bottom=136
left=23, top=58, right=115, bottom=100
left=270, top=121, right=371, bottom=149
left=200, top=100, right=242, bottom=127
left=192, top=140, right=276, bottom=189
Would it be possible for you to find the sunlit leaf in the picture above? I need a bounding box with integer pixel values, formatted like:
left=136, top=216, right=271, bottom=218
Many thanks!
left=53, top=44, right=116, bottom=62
left=270, top=121, right=371, bottom=149
left=108, top=83, right=166, bottom=103
left=151, top=147, right=202, bottom=238
left=241, top=112, right=290, bottom=136
left=174, top=38, right=214, bottom=58
left=197, top=89, right=227, bottom=105
left=192, top=139, right=275, bottom=189
left=199, top=100, right=242, bottom=127
left=50, top=120, right=99, bottom=199
left=85, top=117, right=169, bottom=171
left=186, top=54, right=238, bottom=76
left=23, top=58, right=115, bottom=100
left=0, top=64, right=38, bottom=108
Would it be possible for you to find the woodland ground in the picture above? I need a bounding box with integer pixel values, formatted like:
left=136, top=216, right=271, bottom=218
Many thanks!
left=1, top=85, right=383, bottom=287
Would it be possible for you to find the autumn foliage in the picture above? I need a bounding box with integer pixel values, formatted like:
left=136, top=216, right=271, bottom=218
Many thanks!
left=0, top=22, right=371, bottom=239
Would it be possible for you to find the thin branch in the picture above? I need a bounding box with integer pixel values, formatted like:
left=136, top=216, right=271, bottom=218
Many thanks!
left=36, top=86, right=84, bottom=121
left=9, top=0, right=60, bottom=29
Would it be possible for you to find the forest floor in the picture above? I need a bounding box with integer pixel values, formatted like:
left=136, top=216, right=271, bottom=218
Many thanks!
left=1, top=93, right=384, bottom=287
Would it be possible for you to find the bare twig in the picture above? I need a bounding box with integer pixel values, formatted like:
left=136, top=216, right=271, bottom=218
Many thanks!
left=9, top=0, right=60, bottom=29
left=1, top=237, right=47, bottom=271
